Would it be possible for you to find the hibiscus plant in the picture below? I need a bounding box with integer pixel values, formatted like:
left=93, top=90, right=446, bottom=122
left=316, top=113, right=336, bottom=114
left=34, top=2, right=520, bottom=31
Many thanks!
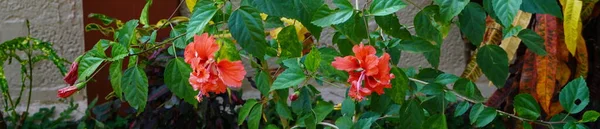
left=62, top=0, right=600, bottom=128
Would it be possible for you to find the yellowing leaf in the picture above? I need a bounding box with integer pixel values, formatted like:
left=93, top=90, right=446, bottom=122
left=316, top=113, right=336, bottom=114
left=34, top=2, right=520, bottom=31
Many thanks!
left=500, top=11, right=532, bottom=61
left=186, top=0, right=197, bottom=12
left=557, top=62, right=571, bottom=86
left=270, top=18, right=308, bottom=41
left=563, top=0, right=583, bottom=55
left=461, top=17, right=503, bottom=81
left=260, top=13, right=268, bottom=21
left=575, top=28, right=588, bottom=78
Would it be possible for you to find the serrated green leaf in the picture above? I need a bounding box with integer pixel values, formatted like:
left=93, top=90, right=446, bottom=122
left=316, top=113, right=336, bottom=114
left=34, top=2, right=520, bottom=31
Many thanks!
left=276, top=101, right=293, bottom=120
left=341, top=98, right=355, bottom=116
left=171, top=24, right=188, bottom=49
left=110, top=43, right=128, bottom=61
left=453, top=78, right=484, bottom=101
left=238, top=99, right=258, bottom=125
left=109, top=60, right=123, bottom=99
left=521, top=0, right=563, bottom=19
left=414, top=6, right=443, bottom=44
left=335, top=13, right=368, bottom=44
left=422, top=114, right=448, bottom=129
left=115, top=20, right=139, bottom=47
left=375, top=14, right=412, bottom=40
left=434, top=0, right=469, bottom=22
left=255, top=70, right=271, bottom=96
left=78, top=53, right=105, bottom=82
left=559, top=77, right=590, bottom=114
left=271, top=68, right=306, bottom=91
left=164, top=58, right=198, bottom=106
left=492, top=0, right=522, bottom=27
left=518, top=29, right=547, bottom=56
left=140, top=0, right=152, bottom=26
left=335, top=116, right=353, bottom=129
left=353, top=112, right=380, bottom=129
left=399, top=100, right=424, bottom=128
left=580, top=110, right=600, bottom=123
left=386, top=67, right=409, bottom=104
left=186, top=1, right=218, bottom=40
left=435, top=73, right=459, bottom=85
left=247, top=0, right=296, bottom=17
left=248, top=104, right=263, bottom=129
left=459, top=2, right=486, bottom=46
left=369, top=0, right=407, bottom=16
left=229, top=6, right=268, bottom=58
left=477, top=45, right=509, bottom=87
left=292, top=87, right=312, bottom=115
left=278, top=26, right=303, bottom=58
left=311, top=0, right=353, bottom=27
left=514, top=94, right=541, bottom=120
left=314, top=100, right=333, bottom=122
left=304, top=48, right=321, bottom=72
left=121, top=66, right=148, bottom=113
left=398, top=38, right=438, bottom=52
left=454, top=101, right=470, bottom=117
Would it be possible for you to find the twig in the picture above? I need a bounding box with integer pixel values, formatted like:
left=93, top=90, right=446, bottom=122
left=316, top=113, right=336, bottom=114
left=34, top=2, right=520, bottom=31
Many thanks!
left=406, top=77, right=568, bottom=127
left=290, top=122, right=339, bottom=129
left=405, top=0, right=423, bottom=10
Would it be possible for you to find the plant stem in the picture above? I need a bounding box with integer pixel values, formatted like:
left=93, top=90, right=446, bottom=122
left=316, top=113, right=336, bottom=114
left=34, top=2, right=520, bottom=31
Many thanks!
left=132, top=33, right=186, bottom=56
left=406, top=77, right=567, bottom=127
left=405, top=0, right=422, bottom=10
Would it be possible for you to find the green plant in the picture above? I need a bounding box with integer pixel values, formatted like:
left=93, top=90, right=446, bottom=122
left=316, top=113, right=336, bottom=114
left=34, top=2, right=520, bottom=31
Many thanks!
left=71, top=0, right=600, bottom=128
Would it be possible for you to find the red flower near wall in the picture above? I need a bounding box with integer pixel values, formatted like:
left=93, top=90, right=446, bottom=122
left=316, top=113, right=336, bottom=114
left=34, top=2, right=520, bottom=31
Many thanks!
left=331, top=44, right=394, bottom=101
left=184, top=33, right=246, bottom=102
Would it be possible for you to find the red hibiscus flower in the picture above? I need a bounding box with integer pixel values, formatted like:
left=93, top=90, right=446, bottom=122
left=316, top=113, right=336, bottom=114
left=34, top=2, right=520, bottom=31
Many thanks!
left=331, top=44, right=394, bottom=101
left=57, top=83, right=85, bottom=98
left=184, top=33, right=246, bottom=102
left=63, top=57, right=80, bottom=86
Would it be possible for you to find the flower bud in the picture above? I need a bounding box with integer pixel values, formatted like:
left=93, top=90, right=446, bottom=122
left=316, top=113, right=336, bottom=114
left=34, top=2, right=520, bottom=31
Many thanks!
left=289, top=91, right=300, bottom=101
left=63, top=57, right=81, bottom=86
left=57, top=82, right=85, bottom=98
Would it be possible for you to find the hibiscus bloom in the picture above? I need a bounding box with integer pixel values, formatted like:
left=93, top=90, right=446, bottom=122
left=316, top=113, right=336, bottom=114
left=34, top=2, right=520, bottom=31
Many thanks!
left=331, top=44, right=394, bottom=101
left=184, top=33, right=246, bottom=102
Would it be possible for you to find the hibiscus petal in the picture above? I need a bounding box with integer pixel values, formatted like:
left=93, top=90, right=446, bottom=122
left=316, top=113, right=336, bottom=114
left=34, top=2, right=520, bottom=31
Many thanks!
left=332, top=56, right=360, bottom=71
left=193, top=33, right=220, bottom=61
left=363, top=55, right=379, bottom=76
left=352, top=44, right=376, bottom=60
left=217, top=60, right=246, bottom=87
left=184, top=42, right=197, bottom=63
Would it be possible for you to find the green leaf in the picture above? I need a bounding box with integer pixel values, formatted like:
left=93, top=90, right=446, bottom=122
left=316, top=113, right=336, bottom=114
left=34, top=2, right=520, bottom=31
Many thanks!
left=186, top=1, right=218, bottom=40
left=109, top=60, right=123, bottom=99
left=518, top=29, right=547, bottom=56
left=414, top=6, right=443, bottom=44
left=453, top=78, right=484, bottom=101
left=523, top=121, right=533, bottom=129
left=445, top=92, right=458, bottom=103
left=248, top=104, right=263, bottom=129
left=341, top=98, right=355, bottom=116
left=550, top=113, right=577, bottom=129
left=492, top=0, right=522, bottom=27
left=386, top=67, right=409, bottom=104
left=353, top=112, right=380, bottom=129
left=398, top=100, right=425, bottom=128
left=277, top=26, right=303, bottom=58
left=292, top=87, right=312, bottom=115
left=424, top=50, right=441, bottom=68
left=502, top=25, right=523, bottom=39
left=469, top=103, right=485, bottom=124
left=216, top=38, right=241, bottom=61
left=304, top=48, right=321, bottom=73
left=247, top=0, right=296, bottom=17
left=270, top=68, right=306, bottom=91
left=275, top=101, right=293, bottom=120
left=335, top=13, right=368, bottom=44
left=115, top=20, right=139, bottom=47
left=476, top=45, right=509, bottom=88
left=369, top=0, right=407, bottom=16
left=164, top=58, right=198, bottom=106
left=434, top=0, right=469, bottom=22
left=311, top=0, right=353, bottom=27
left=256, top=71, right=271, bottom=96
left=374, top=14, right=412, bottom=40
left=314, top=100, right=333, bottom=122
left=580, top=110, right=600, bottom=123
left=422, top=114, right=448, bottom=129
left=559, top=77, right=590, bottom=114
left=335, top=116, right=353, bottom=129
left=459, top=2, right=486, bottom=46
left=563, top=122, right=587, bottom=129
left=398, top=38, right=438, bottom=52
left=229, top=6, right=268, bottom=58
left=238, top=99, right=259, bottom=125
left=78, top=53, right=105, bottom=82
left=513, top=94, right=541, bottom=120
left=110, top=43, right=128, bottom=61
left=302, top=113, right=317, bottom=129
left=266, top=124, right=280, bottom=129
left=454, top=101, right=470, bottom=117
left=521, top=0, right=562, bottom=19
left=435, top=73, right=459, bottom=85
left=171, top=24, right=188, bottom=49
left=121, top=66, right=148, bottom=113
left=140, top=0, right=152, bottom=26
left=474, top=107, right=497, bottom=127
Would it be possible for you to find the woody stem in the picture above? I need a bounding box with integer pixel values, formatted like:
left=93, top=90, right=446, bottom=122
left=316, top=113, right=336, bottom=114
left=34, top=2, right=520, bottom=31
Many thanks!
left=406, top=77, right=567, bottom=127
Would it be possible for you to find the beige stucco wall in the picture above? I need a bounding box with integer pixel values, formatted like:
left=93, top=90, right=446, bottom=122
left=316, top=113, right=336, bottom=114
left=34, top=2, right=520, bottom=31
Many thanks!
left=0, top=0, right=86, bottom=118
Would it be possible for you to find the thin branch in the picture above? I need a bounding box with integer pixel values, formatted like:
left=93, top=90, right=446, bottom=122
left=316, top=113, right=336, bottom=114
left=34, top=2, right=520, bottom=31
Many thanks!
left=405, top=0, right=423, bottom=10
left=290, top=122, right=339, bottom=129
left=406, top=77, right=568, bottom=127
